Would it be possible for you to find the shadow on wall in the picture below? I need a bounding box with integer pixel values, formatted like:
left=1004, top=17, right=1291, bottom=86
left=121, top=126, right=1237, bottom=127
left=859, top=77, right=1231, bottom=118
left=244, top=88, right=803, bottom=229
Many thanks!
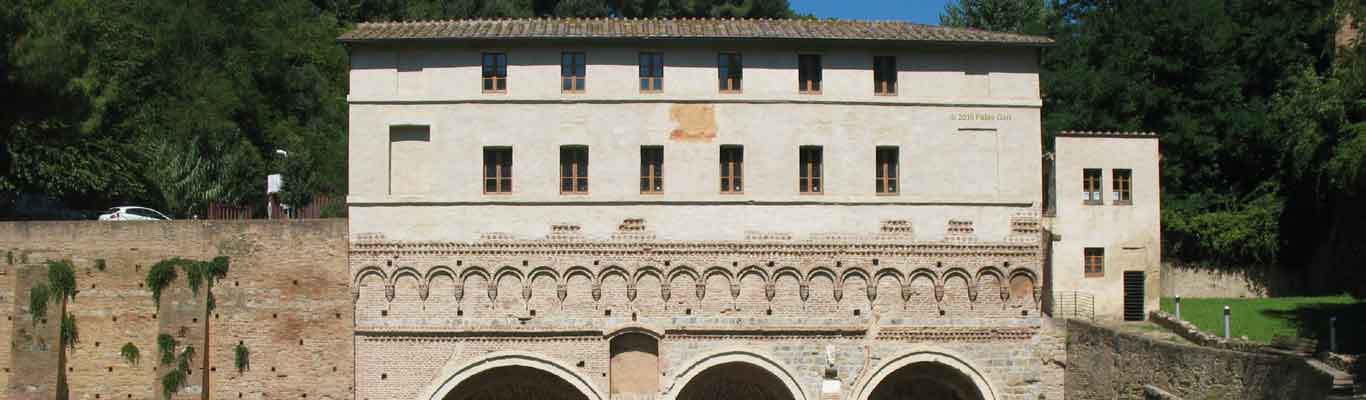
left=1262, top=300, right=1366, bottom=354
left=1160, top=262, right=1297, bottom=298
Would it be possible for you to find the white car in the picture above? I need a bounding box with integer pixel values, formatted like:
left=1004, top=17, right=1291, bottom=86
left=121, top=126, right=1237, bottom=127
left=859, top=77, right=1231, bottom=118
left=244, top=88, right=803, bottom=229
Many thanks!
left=98, top=206, right=172, bottom=221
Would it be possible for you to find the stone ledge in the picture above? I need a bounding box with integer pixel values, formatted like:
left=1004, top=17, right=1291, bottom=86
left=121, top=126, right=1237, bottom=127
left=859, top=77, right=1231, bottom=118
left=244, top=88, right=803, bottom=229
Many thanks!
left=1150, top=310, right=1266, bottom=353
left=1142, top=385, right=1181, bottom=400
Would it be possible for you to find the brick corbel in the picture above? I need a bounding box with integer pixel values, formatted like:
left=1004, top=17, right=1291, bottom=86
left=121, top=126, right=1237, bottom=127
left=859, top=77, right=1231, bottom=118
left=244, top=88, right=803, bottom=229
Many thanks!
left=799, top=283, right=810, bottom=301
left=418, top=282, right=430, bottom=301
left=384, top=283, right=395, bottom=302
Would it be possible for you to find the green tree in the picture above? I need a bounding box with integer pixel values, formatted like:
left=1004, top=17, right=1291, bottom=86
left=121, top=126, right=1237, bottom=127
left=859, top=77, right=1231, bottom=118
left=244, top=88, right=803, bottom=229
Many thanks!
left=29, top=260, right=77, bottom=400
left=146, top=256, right=230, bottom=400
left=939, top=0, right=1046, bottom=35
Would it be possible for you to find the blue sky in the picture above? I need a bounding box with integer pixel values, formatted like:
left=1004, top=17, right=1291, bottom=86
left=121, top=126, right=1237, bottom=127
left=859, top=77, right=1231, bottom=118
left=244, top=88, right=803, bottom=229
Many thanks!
left=790, top=0, right=954, bottom=25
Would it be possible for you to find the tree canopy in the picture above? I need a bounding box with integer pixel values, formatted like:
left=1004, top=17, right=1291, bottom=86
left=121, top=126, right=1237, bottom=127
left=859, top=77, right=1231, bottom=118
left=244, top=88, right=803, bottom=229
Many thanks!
left=943, top=0, right=1366, bottom=288
left=0, top=0, right=796, bottom=219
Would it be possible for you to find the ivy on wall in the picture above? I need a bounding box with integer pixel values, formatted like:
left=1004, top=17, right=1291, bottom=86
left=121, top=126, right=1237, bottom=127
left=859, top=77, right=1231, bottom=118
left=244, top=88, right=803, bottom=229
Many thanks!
left=120, top=342, right=140, bottom=365
left=146, top=256, right=231, bottom=400
left=234, top=342, right=250, bottom=373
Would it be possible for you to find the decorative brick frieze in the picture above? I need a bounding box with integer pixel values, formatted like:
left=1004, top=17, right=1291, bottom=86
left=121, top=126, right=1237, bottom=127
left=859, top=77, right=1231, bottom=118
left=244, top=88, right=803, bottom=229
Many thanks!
left=945, top=219, right=976, bottom=242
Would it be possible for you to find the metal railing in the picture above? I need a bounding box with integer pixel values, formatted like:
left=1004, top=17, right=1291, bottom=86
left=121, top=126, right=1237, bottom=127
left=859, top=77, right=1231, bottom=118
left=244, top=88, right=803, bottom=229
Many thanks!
left=1054, top=290, right=1095, bottom=320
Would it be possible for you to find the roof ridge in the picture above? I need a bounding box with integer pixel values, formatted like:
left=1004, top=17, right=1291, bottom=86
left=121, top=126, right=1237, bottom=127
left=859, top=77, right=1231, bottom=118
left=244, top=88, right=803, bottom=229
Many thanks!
left=340, top=18, right=1054, bottom=45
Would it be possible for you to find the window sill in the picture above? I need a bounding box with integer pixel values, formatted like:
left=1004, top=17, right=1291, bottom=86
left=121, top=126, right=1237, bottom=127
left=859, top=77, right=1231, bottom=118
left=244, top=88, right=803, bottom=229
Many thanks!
left=559, top=192, right=590, bottom=196
left=1083, top=200, right=1104, bottom=206
left=719, top=90, right=743, bottom=94
left=1084, top=272, right=1105, bottom=278
left=799, top=191, right=823, bottom=195
left=482, top=192, right=514, bottom=195
left=482, top=90, right=507, bottom=95
left=876, top=192, right=900, bottom=196
left=800, top=91, right=822, bottom=95
left=639, top=191, right=665, bottom=195
left=561, top=91, right=585, bottom=94
left=875, top=92, right=898, bottom=97
left=720, top=191, right=745, bottom=195
left=1113, top=200, right=1133, bottom=206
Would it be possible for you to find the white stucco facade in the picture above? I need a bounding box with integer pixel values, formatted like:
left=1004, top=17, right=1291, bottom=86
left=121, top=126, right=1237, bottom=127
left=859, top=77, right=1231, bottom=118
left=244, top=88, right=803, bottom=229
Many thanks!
left=1050, top=134, right=1162, bottom=320
left=346, top=43, right=1045, bottom=242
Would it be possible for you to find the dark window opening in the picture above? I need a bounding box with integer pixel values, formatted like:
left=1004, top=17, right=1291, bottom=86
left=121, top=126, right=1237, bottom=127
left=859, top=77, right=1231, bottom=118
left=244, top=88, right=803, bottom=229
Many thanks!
left=481, top=53, right=507, bottom=92
left=560, top=146, right=589, bottom=194
left=799, top=146, right=823, bottom=193
left=876, top=146, right=899, bottom=194
left=561, top=52, right=586, bottom=93
left=720, top=145, right=744, bottom=193
left=483, top=147, right=513, bottom=193
left=639, top=52, right=664, bottom=92
left=718, top=53, right=743, bottom=92
left=798, top=54, right=822, bottom=93
left=640, top=146, right=664, bottom=194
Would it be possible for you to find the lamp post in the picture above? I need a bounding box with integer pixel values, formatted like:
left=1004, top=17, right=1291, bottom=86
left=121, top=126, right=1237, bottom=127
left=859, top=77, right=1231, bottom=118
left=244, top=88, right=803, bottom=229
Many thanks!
left=1330, top=316, right=1337, bottom=353
left=1174, top=294, right=1181, bottom=320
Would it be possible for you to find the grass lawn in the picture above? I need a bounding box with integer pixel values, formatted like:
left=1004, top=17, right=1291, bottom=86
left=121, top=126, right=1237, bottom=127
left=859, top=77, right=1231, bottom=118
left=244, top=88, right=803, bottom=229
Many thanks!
left=1160, top=295, right=1364, bottom=353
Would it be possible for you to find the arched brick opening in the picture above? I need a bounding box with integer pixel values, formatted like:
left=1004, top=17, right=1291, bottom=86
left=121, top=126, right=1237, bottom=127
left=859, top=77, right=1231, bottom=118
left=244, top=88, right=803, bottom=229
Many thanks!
left=665, top=350, right=806, bottom=400
left=422, top=352, right=604, bottom=400
left=866, top=362, right=984, bottom=400
left=676, top=362, right=794, bottom=400
left=443, top=366, right=587, bottom=400
left=851, top=349, right=996, bottom=400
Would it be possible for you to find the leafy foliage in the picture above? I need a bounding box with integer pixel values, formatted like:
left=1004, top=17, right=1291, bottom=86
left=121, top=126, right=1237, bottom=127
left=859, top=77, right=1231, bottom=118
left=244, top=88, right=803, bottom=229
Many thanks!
left=943, top=0, right=1366, bottom=274
left=45, top=260, right=76, bottom=303
left=146, top=258, right=187, bottom=310
left=28, top=283, right=48, bottom=322
left=157, top=334, right=177, bottom=366
left=120, top=342, right=140, bottom=365
left=60, top=312, right=78, bottom=350
left=940, top=0, right=1046, bottom=35
left=234, top=342, right=251, bottom=373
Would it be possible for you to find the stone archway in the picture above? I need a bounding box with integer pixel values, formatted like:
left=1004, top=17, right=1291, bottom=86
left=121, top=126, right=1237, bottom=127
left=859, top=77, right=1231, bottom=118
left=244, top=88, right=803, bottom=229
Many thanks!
left=865, top=362, right=984, bottom=400
left=676, top=362, right=794, bottom=400
left=851, top=349, right=997, bottom=400
left=666, top=349, right=806, bottom=400
left=422, top=352, right=605, bottom=400
left=443, top=365, right=588, bottom=400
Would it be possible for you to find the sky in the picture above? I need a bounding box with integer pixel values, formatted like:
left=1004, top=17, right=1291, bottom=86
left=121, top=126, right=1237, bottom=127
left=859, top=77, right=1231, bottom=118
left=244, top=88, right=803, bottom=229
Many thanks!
left=789, top=0, right=955, bottom=25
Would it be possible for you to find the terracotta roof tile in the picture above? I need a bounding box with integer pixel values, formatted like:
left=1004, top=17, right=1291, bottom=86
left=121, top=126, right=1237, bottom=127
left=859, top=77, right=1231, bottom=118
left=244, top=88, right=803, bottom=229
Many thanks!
left=1057, top=130, right=1159, bottom=138
left=338, top=18, right=1053, bottom=46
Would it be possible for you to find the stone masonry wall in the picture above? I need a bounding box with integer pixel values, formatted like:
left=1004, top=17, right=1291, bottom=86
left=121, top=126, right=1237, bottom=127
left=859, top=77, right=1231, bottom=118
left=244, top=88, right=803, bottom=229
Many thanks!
left=0, top=220, right=351, bottom=400
left=1065, top=319, right=1331, bottom=400
left=1, top=255, right=13, bottom=400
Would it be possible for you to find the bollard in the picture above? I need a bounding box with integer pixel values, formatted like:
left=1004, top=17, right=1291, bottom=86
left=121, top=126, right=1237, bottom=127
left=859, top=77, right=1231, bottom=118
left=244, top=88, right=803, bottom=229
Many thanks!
left=1330, top=316, right=1337, bottom=353
left=1223, top=305, right=1231, bottom=340
left=1174, top=295, right=1181, bottom=320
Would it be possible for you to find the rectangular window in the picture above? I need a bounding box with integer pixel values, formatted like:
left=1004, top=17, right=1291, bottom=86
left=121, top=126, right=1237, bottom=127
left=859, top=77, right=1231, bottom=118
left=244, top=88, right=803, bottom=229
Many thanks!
left=1084, top=248, right=1105, bottom=277
left=1113, top=169, right=1132, bottom=204
left=560, top=146, right=589, bottom=194
left=876, top=146, right=899, bottom=195
left=483, top=147, right=513, bottom=194
left=639, top=52, right=664, bottom=92
left=562, top=52, right=586, bottom=93
left=874, top=56, right=897, bottom=95
left=799, top=146, right=823, bottom=194
left=720, top=145, right=744, bottom=193
left=718, top=53, right=743, bottom=92
left=1083, top=169, right=1102, bottom=205
left=640, top=146, right=664, bottom=194
left=481, top=53, right=507, bottom=93
left=798, top=54, right=822, bottom=94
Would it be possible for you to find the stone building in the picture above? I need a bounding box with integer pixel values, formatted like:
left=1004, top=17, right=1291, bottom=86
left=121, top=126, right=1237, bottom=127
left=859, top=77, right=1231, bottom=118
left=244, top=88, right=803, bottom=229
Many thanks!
left=339, top=18, right=1159, bottom=400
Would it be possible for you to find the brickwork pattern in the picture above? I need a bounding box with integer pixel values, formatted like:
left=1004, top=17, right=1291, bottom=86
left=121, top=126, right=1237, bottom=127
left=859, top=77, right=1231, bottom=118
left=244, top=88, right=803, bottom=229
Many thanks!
left=0, top=221, right=352, bottom=400
left=351, top=215, right=1065, bottom=400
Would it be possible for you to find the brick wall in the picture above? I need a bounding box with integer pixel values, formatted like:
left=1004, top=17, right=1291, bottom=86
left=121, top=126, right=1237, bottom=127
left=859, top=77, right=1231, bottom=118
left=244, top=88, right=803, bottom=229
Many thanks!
left=0, top=220, right=351, bottom=400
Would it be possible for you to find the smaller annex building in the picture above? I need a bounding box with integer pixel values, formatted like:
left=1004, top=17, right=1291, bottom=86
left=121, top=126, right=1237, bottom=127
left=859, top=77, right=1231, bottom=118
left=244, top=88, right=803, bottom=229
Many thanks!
left=339, top=18, right=1159, bottom=400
